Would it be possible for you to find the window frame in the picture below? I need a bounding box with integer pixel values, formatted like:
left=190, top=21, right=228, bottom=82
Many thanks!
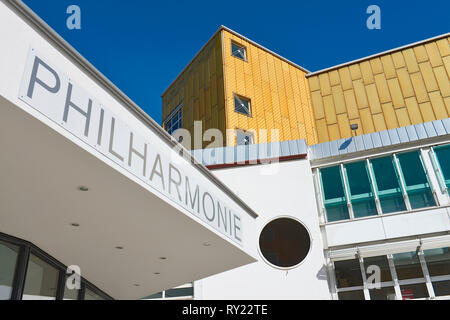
left=331, top=243, right=450, bottom=300
left=231, top=41, right=247, bottom=61
left=316, top=145, right=445, bottom=224
left=395, top=150, right=437, bottom=209
left=342, top=160, right=378, bottom=218
left=0, top=232, right=112, bottom=300
left=163, top=103, right=183, bottom=136
left=233, top=94, right=252, bottom=116
left=235, top=128, right=254, bottom=146
left=143, top=282, right=194, bottom=300
left=431, top=145, right=450, bottom=193
left=318, top=164, right=351, bottom=222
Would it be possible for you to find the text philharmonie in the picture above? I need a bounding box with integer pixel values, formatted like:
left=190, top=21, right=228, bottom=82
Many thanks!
left=21, top=52, right=243, bottom=244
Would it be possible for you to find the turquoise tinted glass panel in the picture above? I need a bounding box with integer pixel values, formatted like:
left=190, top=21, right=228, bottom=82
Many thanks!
left=397, top=152, right=428, bottom=186
left=371, top=156, right=400, bottom=192
left=346, top=162, right=372, bottom=195
left=371, top=156, right=406, bottom=213
left=397, top=151, right=435, bottom=209
left=321, top=166, right=345, bottom=200
left=379, top=195, right=406, bottom=213
left=345, top=161, right=377, bottom=218
left=434, top=145, right=450, bottom=184
left=324, top=205, right=349, bottom=222
left=320, top=166, right=349, bottom=222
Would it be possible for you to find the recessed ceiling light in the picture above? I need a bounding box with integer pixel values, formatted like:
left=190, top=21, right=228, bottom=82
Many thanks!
left=70, top=223, right=80, bottom=227
left=115, top=246, right=124, bottom=250
left=134, top=284, right=140, bottom=287
left=78, top=186, right=89, bottom=192
left=203, top=242, right=211, bottom=247
left=153, top=272, right=160, bottom=275
left=159, top=257, right=167, bottom=260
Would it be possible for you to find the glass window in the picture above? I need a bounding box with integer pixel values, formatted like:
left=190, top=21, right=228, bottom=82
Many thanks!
left=84, top=287, right=105, bottom=300
left=259, top=218, right=311, bottom=268
left=234, top=95, right=251, bottom=116
left=423, top=247, right=450, bottom=297
left=143, top=292, right=163, bottom=299
left=334, top=259, right=363, bottom=288
left=344, top=161, right=377, bottom=218
left=363, top=255, right=392, bottom=283
left=22, top=253, right=59, bottom=300
left=432, top=280, right=450, bottom=297
left=397, top=151, right=435, bottom=209
left=423, top=247, right=450, bottom=277
left=165, top=287, right=194, bottom=298
left=63, top=275, right=80, bottom=300
left=165, top=106, right=182, bottom=136
left=369, top=286, right=396, bottom=300
left=231, top=42, right=246, bottom=60
left=434, top=145, right=450, bottom=192
left=400, top=283, right=429, bottom=299
left=320, top=166, right=349, bottom=222
left=392, top=251, right=424, bottom=280
left=370, top=156, right=407, bottom=213
left=236, top=129, right=253, bottom=146
left=0, top=240, right=20, bottom=300
left=337, top=290, right=364, bottom=300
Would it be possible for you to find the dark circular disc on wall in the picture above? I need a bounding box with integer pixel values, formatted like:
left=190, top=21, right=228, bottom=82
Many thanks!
left=259, top=217, right=311, bottom=268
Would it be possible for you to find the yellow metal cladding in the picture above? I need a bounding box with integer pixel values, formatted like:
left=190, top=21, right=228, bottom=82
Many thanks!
left=162, top=27, right=317, bottom=148
left=163, top=28, right=449, bottom=148
left=308, top=35, right=450, bottom=143
left=162, top=32, right=225, bottom=149
left=222, top=29, right=317, bottom=146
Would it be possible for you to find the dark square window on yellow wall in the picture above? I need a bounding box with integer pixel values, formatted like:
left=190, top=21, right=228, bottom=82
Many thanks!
left=234, top=95, right=251, bottom=116
left=231, top=42, right=247, bottom=61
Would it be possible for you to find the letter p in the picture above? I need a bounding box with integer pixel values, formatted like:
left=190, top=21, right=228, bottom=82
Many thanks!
left=27, top=56, right=61, bottom=99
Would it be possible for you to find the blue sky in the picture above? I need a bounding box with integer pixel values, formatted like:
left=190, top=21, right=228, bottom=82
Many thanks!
left=24, top=0, right=449, bottom=124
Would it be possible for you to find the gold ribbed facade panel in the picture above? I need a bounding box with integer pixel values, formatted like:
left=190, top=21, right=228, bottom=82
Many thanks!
left=308, top=36, right=450, bottom=143
left=222, top=29, right=317, bottom=146
left=162, top=32, right=225, bottom=149
left=163, top=27, right=449, bottom=149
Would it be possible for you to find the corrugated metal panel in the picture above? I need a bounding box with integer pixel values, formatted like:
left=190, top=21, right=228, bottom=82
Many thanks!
left=329, top=140, right=339, bottom=157
left=387, top=129, right=400, bottom=145
left=197, top=139, right=308, bottom=166
left=309, top=118, right=450, bottom=160
left=405, top=125, right=419, bottom=141
left=354, top=135, right=365, bottom=151
left=371, top=132, right=383, bottom=148
left=397, top=127, right=409, bottom=143
left=424, top=121, right=438, bottom=137
left=379, top=130, right=391, bottom=146
left=346, top=138, right=357, bottom=153
left=414, top=123, right=428, bottom=140
left=442, top=118, right=450, bottom=133
left=362, top=134, right=374, bottom=149
left=433, top=119, right=447, bottom=136
left=248, top=144, right=258, bottom=162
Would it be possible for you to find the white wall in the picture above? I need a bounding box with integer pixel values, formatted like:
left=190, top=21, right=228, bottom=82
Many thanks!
left=196, top=160, right=331, bottom=299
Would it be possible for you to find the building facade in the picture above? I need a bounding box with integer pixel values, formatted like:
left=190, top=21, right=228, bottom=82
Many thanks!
left=162, top=27, right=450, bottom=149
left=0, top=0, right=258, bottom=300
left=159, top=27, right=450, bottom=300
left=1, top=0, right=449, bottom=301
